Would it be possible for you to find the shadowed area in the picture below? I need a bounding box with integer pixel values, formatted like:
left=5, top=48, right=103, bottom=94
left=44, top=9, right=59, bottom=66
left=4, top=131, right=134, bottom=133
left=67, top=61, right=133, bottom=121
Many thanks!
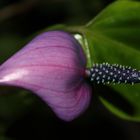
left=95, top=85, right=134, bottom=116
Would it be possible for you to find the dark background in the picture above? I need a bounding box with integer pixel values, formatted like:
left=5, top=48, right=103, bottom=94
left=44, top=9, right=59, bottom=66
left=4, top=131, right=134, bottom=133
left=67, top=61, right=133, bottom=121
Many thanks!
left=0, top=0, right=140, bottom=140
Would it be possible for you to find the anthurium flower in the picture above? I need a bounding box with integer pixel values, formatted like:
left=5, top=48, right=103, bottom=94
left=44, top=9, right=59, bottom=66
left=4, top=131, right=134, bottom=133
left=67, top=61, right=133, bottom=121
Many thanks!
left=0, top=31, right=140, bottom=121
left=0, top=31, right=92, bottom=121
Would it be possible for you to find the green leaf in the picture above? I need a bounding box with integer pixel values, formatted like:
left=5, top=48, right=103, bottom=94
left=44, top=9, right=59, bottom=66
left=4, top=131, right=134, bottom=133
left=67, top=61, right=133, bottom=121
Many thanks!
left=86, top=0, right=140, bottom=121
left=47, top=0, right=140, bottom=121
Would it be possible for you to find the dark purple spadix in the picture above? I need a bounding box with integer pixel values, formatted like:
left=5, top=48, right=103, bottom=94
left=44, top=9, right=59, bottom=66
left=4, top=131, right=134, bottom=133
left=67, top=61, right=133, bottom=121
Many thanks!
left=86, top=62, right=140, bottom=85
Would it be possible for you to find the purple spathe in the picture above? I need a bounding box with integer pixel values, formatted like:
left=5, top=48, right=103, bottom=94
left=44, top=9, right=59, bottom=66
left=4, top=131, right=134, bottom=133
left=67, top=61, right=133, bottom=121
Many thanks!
left=0, top=31, right=91, bottom=121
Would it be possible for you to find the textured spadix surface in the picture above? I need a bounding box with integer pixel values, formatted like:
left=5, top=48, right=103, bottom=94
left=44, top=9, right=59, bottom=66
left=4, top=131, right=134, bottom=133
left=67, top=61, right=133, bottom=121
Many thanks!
left=0, top=31, right=91, bottom=121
